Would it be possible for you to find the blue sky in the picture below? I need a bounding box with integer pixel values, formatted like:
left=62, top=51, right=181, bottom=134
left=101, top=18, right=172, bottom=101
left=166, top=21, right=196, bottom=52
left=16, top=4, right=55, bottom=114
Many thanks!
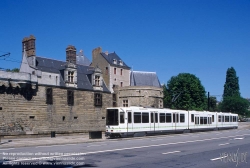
left=0, top=0, right=250, bottom=99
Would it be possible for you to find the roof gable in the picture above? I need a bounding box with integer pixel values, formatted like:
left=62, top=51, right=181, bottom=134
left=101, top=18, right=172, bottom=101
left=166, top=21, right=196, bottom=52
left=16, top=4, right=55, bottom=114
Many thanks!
left=130, top=71, right=161, bottom=87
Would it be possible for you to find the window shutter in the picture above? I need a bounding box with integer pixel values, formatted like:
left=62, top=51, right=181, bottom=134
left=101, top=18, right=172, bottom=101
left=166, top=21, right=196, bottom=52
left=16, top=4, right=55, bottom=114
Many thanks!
left=92, top=74, right=95, bottom=86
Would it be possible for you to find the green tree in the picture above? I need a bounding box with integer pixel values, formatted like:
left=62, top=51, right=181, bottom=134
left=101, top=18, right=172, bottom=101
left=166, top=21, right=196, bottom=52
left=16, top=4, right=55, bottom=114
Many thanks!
left=165, top=73, right=206, bottom=110
left=221, top=96, right=250, bottom=116
left=163, top=84, right=172, bottom=108
left=6, top=68, right=19, bottom=72
left=223, top=67, right=240, bottom=98
left=208, top=96, right=218, bottom=112
left=221, top=67, right=249, bottom=115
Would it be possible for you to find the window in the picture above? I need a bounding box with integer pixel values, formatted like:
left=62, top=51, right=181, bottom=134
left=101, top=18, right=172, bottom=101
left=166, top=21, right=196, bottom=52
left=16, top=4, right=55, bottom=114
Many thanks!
left=68, top=71, right=74, bottom=83
left=180, top=114, right=185, bottom=123
left=46, top=88, right=53, bottom=104
left=119, top=60, right=123, bottom=65
left=225, top=116, right=229, bottom=122
left=150, top=113, right=158, bottom=123
left=106, top=109, right=118, bottom=126
left=29, top=116, right=35, bottom=119
left=120, top=69, right=123, bottom=76
left=166, top=113, right=171, bottom=123
left=204, top=117, right=207, bottom=124
left=95, top=76, right=100, bottom=86
left=120, top=82, right=123, bottom=87
left=67, top=90, right=74, bottom=106
left=123, top=100, right=128, bottom=107
left=113, top=59, right=117, bottom=64
left=160, top=113, right=165, bottom=123
left=105, top=67, right=108, bottom=75
left=114, top=68, right=116, bottom=74
left=230, top=116, right=232, bottom=122
left=128, top=112, right=132, bottom=123
left=173, top=113, right=179, bottom=123
left=191, top=114, right=194, bottom=122
left=218, top=115, right=221, bottom=122
left=155, top=113, right=158, bottom=123
left=142, top=113, right=149, bottom=123
left=120, top=112, right=125, bottom=124
left=212, top=115, right=214, bottom=122
left=112, top=94, right=117, bottom=107
left=200, top=117, right=204, bottom=124
left=222, top=116, right=224, bottom=122
left=94, top=93, right=102, bottom=106
left=134, top=112, right=141, bottom=123
left=195, top=117, right=199, bottom=125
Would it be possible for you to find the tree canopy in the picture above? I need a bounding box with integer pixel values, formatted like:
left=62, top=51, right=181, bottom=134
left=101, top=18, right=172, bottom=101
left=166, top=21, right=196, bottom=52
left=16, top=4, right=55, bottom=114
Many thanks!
left=221, top=67, right=249, bottom=115
left=164, top=73, right=206, bottom=111
left=223, top=67, right=240, bottom=98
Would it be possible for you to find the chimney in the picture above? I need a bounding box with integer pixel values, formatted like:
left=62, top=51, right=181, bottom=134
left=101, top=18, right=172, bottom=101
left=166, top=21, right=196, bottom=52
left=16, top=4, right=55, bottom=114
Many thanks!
left=66, top=45, right=76, bottom=64
left=105, top=51, right=108, bottom=56
left=22, top=35, right=36, bottom=57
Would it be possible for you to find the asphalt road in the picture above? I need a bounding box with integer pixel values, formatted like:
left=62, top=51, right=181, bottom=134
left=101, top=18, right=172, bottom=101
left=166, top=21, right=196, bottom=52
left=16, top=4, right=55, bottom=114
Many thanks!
left=1, top=128, right=250, bottom=168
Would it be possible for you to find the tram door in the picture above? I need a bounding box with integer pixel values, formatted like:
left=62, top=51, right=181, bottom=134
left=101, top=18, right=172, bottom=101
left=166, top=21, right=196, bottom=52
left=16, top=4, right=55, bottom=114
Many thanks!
left=127, top=111, right=133, bottom=134
left=150, top=111, right=157, bottom=132
left=173, top=112, right=179, bottom=131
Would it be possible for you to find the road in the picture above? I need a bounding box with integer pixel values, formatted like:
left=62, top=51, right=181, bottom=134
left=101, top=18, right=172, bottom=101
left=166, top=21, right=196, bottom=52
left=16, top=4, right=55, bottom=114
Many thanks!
left=0, top=128, right=249, bottom=168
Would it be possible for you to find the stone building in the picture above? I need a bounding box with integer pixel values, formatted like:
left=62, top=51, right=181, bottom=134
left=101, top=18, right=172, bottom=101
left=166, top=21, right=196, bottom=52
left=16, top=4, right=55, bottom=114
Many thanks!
left=0, top=35, right=163, bottom=136
left=0, top=35, right=111, bottom=136
left=91, top=47, right=163, bottom=108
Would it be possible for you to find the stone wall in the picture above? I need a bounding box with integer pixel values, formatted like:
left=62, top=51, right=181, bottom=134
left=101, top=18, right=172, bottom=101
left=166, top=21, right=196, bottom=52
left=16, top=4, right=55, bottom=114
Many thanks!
left=116, top=86, right=163, bottom=108
left=0, top=85, right=112, bottom=135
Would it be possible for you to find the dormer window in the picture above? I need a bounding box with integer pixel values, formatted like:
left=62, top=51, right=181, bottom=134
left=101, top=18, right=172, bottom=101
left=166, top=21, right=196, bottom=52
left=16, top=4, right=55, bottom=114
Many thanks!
left=95, top=75, right=100, bottom=86
left=119, top=60, right=123, bottom=65
left=68, top=71, right=74, bottom=83
left=113, top=59, right=117, bottom=64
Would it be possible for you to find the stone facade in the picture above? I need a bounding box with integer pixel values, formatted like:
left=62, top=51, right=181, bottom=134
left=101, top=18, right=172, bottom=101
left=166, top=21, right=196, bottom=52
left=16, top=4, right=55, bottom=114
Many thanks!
left=0, top=84, right=111, bottom=135
left=115, top=86, right=163, bottom=108
left=91, top=47, right=131, bottom=93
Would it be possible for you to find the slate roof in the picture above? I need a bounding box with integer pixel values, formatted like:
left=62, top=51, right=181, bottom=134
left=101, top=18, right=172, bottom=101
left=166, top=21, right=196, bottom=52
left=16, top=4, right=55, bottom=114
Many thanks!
left=130, top=71, right=161, bottom=87
left=35, top=56, right=110, bottom=92
left=100, top=52, right=130, bottom=69
left=76, top=51, right=91, bottom=66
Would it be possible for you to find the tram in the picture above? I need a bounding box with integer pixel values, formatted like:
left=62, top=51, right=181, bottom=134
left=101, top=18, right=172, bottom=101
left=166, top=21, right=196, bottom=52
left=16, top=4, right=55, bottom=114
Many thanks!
left=105, top=106, right=238, bottom=138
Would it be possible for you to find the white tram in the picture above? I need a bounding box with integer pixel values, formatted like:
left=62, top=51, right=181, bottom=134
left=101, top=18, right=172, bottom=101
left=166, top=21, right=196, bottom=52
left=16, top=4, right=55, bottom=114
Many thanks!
left=105, top=106, right=238, bottom=138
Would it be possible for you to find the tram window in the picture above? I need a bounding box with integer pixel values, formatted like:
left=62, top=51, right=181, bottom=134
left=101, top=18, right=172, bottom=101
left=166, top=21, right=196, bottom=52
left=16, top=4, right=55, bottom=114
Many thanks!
left=210, top=117, right=212, bottom=124
left=230, top=116, right=232, bottom=122
left=134, top=112, right=141, bottom=123
left=195, top=117, right=199, bottom=125
left=151, top=113, right=154, bottom=123
left=142, top=113, right=149, bottom=123
left=160, top=113, right=165, bottom=123
left=236, top=116, right=238, bottom=122
left=120, top=112, right=125, bottom=124
left=180, top=114, right=185, bottom=123
left=218, top=115, right=221, bottom=122
left=106, top=109, right=118, bottom=126
left=222, top=116, right=224, bottom=122
left=225, top=116, right=229, bottom=122
left=191, top=114, right=194, bottom=122
left=200, top=117, right=204, bottom=124
left=208, top=117, right=210, bottom=124
left=173, top=113, right=179, bottom=123
left=204, top=117, right=207, bottom=124
left=166, top=113, right=172, bottom=123
left=155, top=113, right=158, bottom=123
left=128, top=112, right=132, bottom=123
left=212, top=115, right=214, bottom=122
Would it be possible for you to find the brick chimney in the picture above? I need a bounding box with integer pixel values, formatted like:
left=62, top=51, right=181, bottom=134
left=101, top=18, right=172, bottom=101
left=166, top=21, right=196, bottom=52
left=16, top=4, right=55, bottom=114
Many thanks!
left=22, top=35, right=36, bottom=57
left=66, top=45, right=76, bottom=64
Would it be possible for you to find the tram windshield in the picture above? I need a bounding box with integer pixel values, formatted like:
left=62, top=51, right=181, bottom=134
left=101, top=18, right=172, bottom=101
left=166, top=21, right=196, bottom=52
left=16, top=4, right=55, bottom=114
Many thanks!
left=106, top=109, right=119, bottom=126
